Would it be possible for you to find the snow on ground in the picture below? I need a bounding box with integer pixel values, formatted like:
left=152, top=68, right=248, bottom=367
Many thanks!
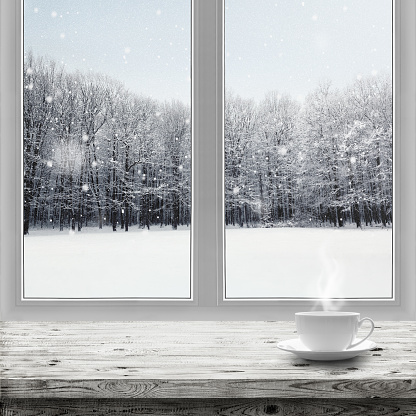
left=226, top=227, right=393, bottom=299
left=24, top=226, right=392, bottom=299
left=24, top=227, right=192, bottom=298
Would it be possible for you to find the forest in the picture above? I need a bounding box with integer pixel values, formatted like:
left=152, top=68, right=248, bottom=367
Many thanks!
left=23, top=53, right=392, bottom=234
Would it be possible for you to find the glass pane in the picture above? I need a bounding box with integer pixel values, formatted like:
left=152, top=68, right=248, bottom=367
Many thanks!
left=23, top=0, right=191, bottom=299
left=225, top=0, right=393, bottom=300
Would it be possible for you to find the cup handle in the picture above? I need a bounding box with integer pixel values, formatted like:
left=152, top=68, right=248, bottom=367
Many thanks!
left=347, top=317, right=375, bottom=349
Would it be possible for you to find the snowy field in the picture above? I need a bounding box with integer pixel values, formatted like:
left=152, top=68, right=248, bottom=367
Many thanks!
left=24, top=226, right=392, bottom=299
left=24, top=227, right=192, bottom=298
left=225, top=227, right=393, bottom=299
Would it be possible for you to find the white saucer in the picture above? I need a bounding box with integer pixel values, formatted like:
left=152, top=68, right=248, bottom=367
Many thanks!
left=277, top=338, right=377, bottom=361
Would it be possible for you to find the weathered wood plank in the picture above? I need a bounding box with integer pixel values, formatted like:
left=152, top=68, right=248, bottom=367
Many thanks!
left=1, top=321, right=415, bottom=399
left=2, top=398, right=416, bottom=416
left=2, top=378, right=416, bottom=399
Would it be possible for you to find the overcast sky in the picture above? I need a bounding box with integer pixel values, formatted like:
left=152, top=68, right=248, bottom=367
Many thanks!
left=24, top=0, right=191, bottom=103
left=24, top=0, right=392, bottom=104
left=226, top=0, right=392, bottom=102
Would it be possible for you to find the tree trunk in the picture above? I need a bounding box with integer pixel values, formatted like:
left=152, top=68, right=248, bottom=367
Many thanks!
left=353, top=202, right=361, bottom=228
left=23, top=203, right=31, bottom=235
left=112, top=138, right=117, bottom=232
left=125, top=202, right=129, bottom=232
left=172, top=166, right=179, bottom=230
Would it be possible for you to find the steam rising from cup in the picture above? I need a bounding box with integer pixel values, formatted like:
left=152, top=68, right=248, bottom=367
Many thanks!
left=313, top=241, right=346, bottom=312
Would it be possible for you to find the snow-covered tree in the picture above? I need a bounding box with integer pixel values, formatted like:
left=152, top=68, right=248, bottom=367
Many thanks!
left=23, top=54, right=392, bottom=233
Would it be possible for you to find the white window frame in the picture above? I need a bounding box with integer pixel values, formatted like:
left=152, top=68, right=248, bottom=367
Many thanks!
left=1, top=0, right=415, bottom=321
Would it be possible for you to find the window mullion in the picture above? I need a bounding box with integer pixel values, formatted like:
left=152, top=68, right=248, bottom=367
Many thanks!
left=193, top=0, right=223, bottom=306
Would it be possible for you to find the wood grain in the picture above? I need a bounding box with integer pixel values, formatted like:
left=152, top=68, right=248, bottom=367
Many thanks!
left=1, top=321, right=415, bottom=400
left=2, top=398, right=416, bottom=416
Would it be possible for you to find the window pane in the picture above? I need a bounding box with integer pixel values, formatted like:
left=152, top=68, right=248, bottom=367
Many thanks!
left=224, top=0, right=393, bottom=300
left=23, top=0, right=191, bottom=299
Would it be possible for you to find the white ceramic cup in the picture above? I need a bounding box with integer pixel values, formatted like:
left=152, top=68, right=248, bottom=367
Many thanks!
left=295, top=311, right=375, bottom=351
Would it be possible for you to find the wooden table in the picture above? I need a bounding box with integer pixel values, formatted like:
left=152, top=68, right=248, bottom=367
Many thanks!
left=1, top=321, right=415, bottom=415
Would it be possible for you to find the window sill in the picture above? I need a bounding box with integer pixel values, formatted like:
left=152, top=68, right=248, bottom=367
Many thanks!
left=1, top=321, right=415, bottom=413
left=1, top=320, right=415, bottom=397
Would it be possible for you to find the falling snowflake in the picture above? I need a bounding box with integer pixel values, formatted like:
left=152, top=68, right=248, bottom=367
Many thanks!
left=278, top=147, right=288, bottom=156
left=82, top=134, right=89, bottom=142
left=156, top=9, right=161, bottom=15
left=350, top=157, right=356, bottom=164
left=82, top=184, right=89, bottom=192
left=46, top=161, right=53, bottom=167
left=51, top=11, right=57, bottom=18
left=27, top=67, right=33, bottom=75
left=45, top=96, right=53, bottom=103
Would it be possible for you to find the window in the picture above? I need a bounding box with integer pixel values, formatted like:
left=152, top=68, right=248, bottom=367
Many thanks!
left=224, top=0, right=394, bottom=301
left=1, top=0, right=415, bottom=320
left=22, top=0, right=192, bottom=300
